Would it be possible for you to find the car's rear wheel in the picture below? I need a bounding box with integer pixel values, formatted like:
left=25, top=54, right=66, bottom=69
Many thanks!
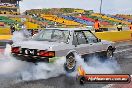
left=64, top=53, right=76, bottom=73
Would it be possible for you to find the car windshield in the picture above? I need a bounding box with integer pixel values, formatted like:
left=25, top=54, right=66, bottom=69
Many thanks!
left=33, top=29, right=70, bottom=43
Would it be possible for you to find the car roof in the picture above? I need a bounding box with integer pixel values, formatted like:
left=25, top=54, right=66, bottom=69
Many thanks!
left=45, top=28, right=91, bottom=31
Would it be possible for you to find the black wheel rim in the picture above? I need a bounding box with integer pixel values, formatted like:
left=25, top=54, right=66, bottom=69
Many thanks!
left=66, top=56, right=76, bottom=69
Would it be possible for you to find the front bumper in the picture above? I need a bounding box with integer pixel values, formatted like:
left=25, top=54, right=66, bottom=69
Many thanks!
left=112, top=47, right=116, bottom=52
left=12, top=53, right=50, bottom=63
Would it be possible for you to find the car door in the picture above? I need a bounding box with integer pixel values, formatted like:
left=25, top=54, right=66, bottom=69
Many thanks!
left=72, top=30, right=91, bottom=55
left=72, top=30, right=103, bottom=55
left=83, top=30, right=104, bottom=53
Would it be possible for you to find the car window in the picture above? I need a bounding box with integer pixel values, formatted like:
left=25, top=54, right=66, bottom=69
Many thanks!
left=38, top=30, right=52, bottom=40
left=83, top=31, right=98, bottom=43
left=72, top=33, right=78, bottom=45
left=33, top=29, right=69, bottom=43
left=52, top=30, right=68, bottom=41
left=72, top=31, right=87, bottom=45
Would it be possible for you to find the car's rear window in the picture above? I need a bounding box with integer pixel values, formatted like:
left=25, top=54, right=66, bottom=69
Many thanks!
left=33, top=29, right=70, bottom=43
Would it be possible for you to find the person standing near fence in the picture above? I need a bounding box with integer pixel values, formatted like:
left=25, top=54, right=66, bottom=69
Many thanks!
left=117, top=23, right=122, bottom=31
left=94, top=19, right=101, bottom=32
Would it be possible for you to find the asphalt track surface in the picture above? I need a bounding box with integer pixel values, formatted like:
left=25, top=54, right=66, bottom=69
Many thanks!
left=0, top=41, right=132, bottom=88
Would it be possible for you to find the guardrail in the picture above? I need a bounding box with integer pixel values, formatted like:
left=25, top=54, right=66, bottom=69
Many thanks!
left=0, top=35, right=12, bottom=40
left=0, top=28, right=11, bottom=35
left=95, top=30, right=132, bottom=42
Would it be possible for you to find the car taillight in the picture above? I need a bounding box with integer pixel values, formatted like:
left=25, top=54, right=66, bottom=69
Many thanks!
left=38, top=50, right=55, bottom=57
left=11, top=47, right=20, bottom=53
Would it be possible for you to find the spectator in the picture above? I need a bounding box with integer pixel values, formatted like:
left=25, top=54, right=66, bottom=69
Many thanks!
left=54, top=22, right=57, bottom=27
left=15, top=23, right=20, bottom=31
left=21, top=23, right=26, bottom=30
left=117, top=23, right=122, bottom=31
left=94, top=19, right=101, bottom=32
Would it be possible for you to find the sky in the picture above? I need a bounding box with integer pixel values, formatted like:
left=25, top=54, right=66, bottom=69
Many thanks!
left=19, top=0, right=132, bottom=14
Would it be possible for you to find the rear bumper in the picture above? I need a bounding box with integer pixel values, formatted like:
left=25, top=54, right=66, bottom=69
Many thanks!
left=12, top=53, right=50, bottom=63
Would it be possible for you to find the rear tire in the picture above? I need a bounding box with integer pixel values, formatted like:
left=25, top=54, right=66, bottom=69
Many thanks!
left=64, top=53, right=76, bottom=73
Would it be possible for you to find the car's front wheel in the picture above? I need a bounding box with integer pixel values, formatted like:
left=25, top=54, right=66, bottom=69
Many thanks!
left=64, top=53, right=76, bottom=73
left=106, top=49, right=114, bottom=59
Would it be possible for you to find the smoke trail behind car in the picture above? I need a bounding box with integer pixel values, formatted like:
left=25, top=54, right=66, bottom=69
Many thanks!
left=0, top=44, right=66, bottom=80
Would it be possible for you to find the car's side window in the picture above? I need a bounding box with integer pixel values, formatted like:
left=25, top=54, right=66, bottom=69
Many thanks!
left=72, top=31, right=87, bottom=45
left=72, top=33, right=78, bottom=45
left=83, top=31, right=98, bottom=43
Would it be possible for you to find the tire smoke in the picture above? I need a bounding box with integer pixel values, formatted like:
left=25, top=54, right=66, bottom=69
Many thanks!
left=67, top=54, right=120, bottom=77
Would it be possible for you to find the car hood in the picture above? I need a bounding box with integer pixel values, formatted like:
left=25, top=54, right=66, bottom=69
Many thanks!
left=12, top=40, right=65, bottom=50
left=101, top=40, right=114, bottom=44
left=101, top=40, right=115, bottom=47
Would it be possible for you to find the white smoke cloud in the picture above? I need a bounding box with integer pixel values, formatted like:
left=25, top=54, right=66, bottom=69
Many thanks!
left=67, top=54, right=120, bottom=77
left=21, top=57, right=66, bottom=80
left=12, top=31, right=26, bottom=43
left=12, top=30, right=31, bottom=43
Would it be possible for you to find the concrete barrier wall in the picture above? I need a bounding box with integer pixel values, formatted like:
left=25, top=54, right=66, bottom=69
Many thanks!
left=0, top=35, right=12, bottom=40
left=95, top=30, right=132, bottom=42
left=0, top=28, right=11, bottom=35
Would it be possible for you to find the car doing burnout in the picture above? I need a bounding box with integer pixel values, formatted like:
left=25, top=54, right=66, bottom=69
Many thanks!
left=11, top=28, right=116, bottom=72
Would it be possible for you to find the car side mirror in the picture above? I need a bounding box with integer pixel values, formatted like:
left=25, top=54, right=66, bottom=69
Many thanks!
left=98, top=39, right=101, bottom=42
